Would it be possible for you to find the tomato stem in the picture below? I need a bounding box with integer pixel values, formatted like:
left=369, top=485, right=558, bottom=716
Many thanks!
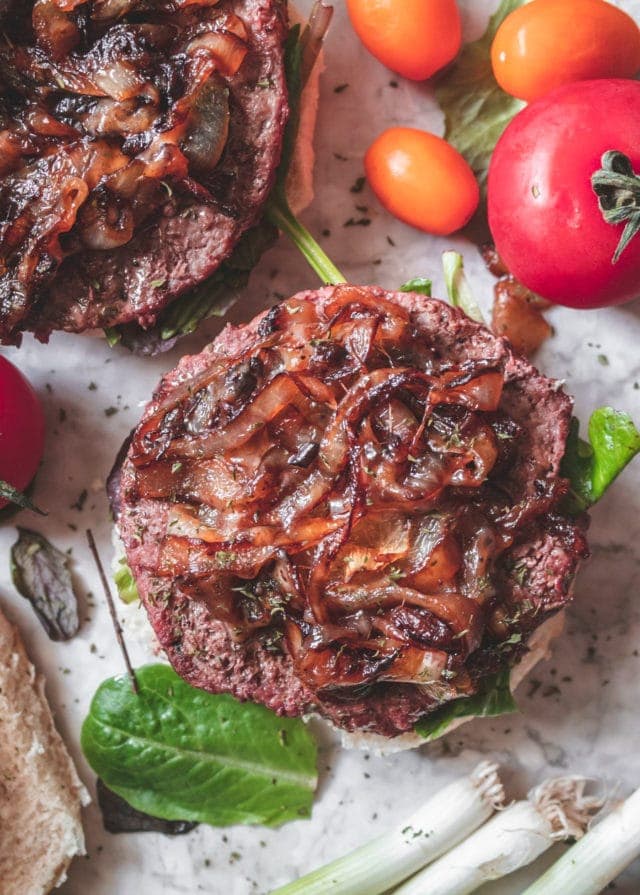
left=591, top=150, right=640, bottom=264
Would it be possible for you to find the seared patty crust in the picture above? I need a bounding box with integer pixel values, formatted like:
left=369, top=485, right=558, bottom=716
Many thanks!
left=116, top=286, right=588, bottom=737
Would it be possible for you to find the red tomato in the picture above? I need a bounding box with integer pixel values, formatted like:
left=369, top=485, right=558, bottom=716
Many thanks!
left=0, top=356, right=45, bottom=507
left=365, top=128, right=479, bottom=235
left=346, top=0, right=462, bottom=81
left=492, top=0, right=640, bottom=103
left=488, top=79, right=640, bottom=309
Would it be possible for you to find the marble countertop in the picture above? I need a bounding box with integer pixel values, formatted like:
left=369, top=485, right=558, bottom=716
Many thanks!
left=1, top=1, right=639, bottom=892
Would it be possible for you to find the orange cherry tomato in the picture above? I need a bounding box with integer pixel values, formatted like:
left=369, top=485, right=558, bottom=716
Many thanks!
left=346, top=0, right=462, bottom=81
left=365, top=128, right=479, bottom=236
left=492, top=0, right=640, bottom=102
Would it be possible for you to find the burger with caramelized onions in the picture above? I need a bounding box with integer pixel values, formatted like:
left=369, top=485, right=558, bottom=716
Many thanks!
left=111, top=284, right=589, bottom=744
left=0, top=0, right=322, bottom=347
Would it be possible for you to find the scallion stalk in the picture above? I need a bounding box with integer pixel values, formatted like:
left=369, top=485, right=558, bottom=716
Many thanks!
left=268, top=761, right=504, bottom=895
left=521, top=785, right=640, bottom=895
left=442, top=251, right=485, bottom=323
left=266, top=200, right=345, bottom=286
left=391, top=776, right=602, bottom=895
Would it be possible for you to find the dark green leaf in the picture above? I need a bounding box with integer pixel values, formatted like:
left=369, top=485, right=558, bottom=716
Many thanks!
left=81, top=664, right=318, bottom=828
left=0, top=479, right=46, bottom=515
left=435, top=0, right=525, bottom=200
left=414, top=668, right=517, bottom=741
left=400, top=278, right=432, bottom=296
left=97, top=779, right=198, bottom=836
left=11, top=527, right=79, bottom=641
left=561, top=407, right=640, bottom=513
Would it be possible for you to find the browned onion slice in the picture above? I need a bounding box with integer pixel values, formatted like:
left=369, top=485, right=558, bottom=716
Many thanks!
left=33, top=0, right=81, bottom=60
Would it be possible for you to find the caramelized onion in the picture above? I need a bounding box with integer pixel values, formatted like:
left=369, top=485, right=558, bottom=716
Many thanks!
left=33, top=0, right=81, bottom=60
left=127, top=287, right=546, bottom=693
left=187, top=30, right=248, bottom=78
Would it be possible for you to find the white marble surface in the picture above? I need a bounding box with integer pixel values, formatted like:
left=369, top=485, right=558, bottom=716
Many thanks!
left=1, top=1, right=640, bottom=892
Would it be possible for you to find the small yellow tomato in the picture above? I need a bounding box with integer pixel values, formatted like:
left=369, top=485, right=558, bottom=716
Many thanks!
left=346, top=0, right=462, bottom=81
left=365, top=128, right=479, bottom=235
left=492, top=0, right=640, bottom=102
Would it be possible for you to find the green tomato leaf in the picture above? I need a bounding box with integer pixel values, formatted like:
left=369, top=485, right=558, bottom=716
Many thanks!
left=81, top=664, right=318, bottom=828
left=435, top=0, right=526, bottom=199
left=561, top=407, right=640, bottom=513
left=414, top=668, right=517, bottom=741
left=400, top=278, right=432, bottom=296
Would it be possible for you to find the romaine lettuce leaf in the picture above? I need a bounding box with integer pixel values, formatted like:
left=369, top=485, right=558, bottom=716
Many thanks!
left=82, top=664, right=318, bottom=828
left=442, top=251, right=485, bottom=323
left=435, top=0, right=526, bottom=199
left=400, top=278, right=432, bottom=296
left=415, top=668, right=517, bottom=741
left=113, top=557, right=139, bottom=605
left=562, top=407, right=640, bottom=513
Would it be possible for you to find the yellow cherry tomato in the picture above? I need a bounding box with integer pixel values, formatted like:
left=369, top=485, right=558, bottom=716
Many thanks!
left=365, top=128, right=479, bottom=236
left=346, top=0, right=462, bottom=81
left=492, top=0, right=640, bottom=103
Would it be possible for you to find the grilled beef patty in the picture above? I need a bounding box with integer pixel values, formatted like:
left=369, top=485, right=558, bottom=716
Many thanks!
left=0, top=0, right=288, bottom=344
left=115, top=286, right=589, bottom=737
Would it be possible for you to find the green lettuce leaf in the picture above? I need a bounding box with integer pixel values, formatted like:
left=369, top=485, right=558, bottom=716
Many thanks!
left=435, top=0, right=525, bottom=199
left=113, top=557, right=139, bottom=605
left=561, top=407, right=640, bottom=513
left=400, top=277, right=432, bottom=296
left=442, top=251, right=485, bottom=323
left=81, top=664, right=318, bottom=828
left=415, top=668, right=517, bottom=741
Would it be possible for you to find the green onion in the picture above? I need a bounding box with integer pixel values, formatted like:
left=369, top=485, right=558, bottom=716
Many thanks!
left=521, top=785, right=640, bottom=895
left=442, top=251, right=485, bottom=323
left=268, top=762, right=504, bottom=895
left=266, top=200, right=345, bottom=286
left=392, top=776, right=602, bottom=895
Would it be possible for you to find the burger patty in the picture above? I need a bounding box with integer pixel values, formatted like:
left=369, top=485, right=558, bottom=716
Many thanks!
left=116, top=285, right=589, bottom=737
left=0, top=0, right=288, bottom=344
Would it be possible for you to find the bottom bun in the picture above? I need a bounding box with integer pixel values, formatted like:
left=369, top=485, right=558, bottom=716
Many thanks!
left=336, top=611, right=566, bottom=755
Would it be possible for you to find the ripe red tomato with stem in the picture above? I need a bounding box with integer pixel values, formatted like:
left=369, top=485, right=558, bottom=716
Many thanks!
left=0, top=356, right=45, bottom=508
left=488, top=79, right=640, bottom=309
